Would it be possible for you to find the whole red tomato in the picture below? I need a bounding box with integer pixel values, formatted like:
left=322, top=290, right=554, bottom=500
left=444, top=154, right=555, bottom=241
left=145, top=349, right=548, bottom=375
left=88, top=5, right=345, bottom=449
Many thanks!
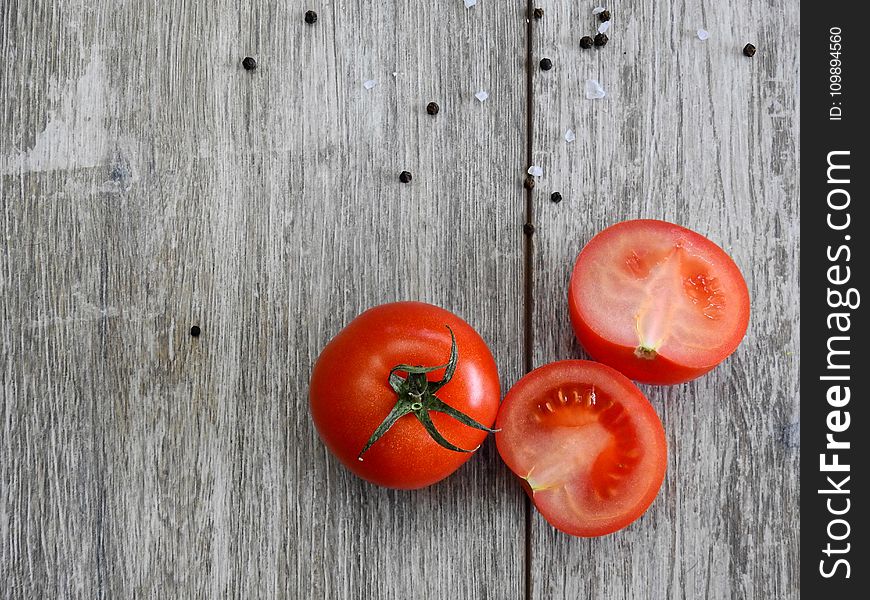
left=309, top=302, right=501, bottom=489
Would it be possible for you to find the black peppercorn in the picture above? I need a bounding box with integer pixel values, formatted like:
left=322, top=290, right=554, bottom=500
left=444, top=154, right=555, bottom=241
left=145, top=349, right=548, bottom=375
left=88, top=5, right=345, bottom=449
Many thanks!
left=399, top=171, right=413, bottom=183
left=304, top=10, right=318, bottom=24
left=426, top=102, right=440, bottom=115
left=550, top=192, right=562, bottom=203
left=190, top=325, right=201, bottom=337
left=523, top=175, right=535, bottom=190
left=533, top=7, right=544, bottom=20
left=242, top=56, right=257, bottom=71
left=743, top=43, right=757, bottom=57
left=594, top=33, right=609, bottom=47
left=539, top=57, right=553, bottom=71
left=599, top=10, right=611, bottom=22
left=523, top=223, right=535, bottom=236
left=580, top=36, right=594, bottom=49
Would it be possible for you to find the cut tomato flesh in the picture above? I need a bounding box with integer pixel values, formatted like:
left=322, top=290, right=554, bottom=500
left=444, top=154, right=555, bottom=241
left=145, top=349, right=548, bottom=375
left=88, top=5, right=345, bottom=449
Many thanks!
left=570, top=220, right=750, bottom=380
left=496, top=361, right=667, bottom=537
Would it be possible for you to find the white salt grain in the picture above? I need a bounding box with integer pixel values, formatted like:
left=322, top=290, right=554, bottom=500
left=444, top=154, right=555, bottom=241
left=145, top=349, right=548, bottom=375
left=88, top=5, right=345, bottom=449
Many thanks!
left=585, top=79, right=606, bottom=100
left=475, top=90, right=489, bottom=102
left=697, top=29, right=709, bottom=41
left=564, top=128, right=576, bottom=143
left=598, top=21, right=611, bottom=34
left=528, top=165, right=543, bottom=177
left=363, top=79, right=378, bottom=90
left=592, top=6, right=605, bottom=15
left=465, top=0, right=477, bottom=8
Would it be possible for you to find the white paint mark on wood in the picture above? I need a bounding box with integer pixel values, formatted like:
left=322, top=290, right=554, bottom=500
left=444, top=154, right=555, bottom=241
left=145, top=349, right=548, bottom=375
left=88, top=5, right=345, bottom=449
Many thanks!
left=2, top=47, right=114, bottom=175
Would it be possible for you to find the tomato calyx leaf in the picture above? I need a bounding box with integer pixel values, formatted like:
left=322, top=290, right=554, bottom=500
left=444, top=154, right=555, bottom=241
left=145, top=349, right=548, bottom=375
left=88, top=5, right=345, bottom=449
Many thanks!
left=357, top=326, right=498, bottom=460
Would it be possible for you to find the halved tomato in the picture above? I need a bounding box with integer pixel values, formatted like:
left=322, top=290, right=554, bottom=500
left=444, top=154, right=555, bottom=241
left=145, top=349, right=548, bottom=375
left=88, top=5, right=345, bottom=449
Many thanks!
left=496, top=360, right=667, bottom=537
left=569, top=219, right=750, bottom=384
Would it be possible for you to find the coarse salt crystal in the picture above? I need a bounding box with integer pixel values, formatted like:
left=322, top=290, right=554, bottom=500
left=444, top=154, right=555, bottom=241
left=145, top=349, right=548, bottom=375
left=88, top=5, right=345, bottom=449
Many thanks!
left=697, top=29, right=709, bottom=41
left=474, top=90, right=489, bottom=102
left=585, top=79, right=606, bottom=100
left=363, top=79, right=377, bottom=90
left=528, top=165, right=543, bottom=177
left=598, top=21, right=611, bottom=34
left=565, top=129, right=576, bottom=143
left=592, top=6, right=605, bottom=15
left=465, top=0, right=477, bottom=8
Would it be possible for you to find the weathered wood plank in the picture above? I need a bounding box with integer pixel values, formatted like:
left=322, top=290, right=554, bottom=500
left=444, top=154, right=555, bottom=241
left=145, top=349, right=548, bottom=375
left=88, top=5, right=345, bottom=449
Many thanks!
left=529, top=1, right=799, bottom=598
left=1, top=1, right=526, bottom=598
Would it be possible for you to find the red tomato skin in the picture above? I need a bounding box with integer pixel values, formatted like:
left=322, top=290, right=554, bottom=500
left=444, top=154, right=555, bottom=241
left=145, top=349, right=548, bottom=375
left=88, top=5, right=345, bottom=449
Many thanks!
left=496, top=360, right=667, bottom=537
left=568, top=220, right=750, bottom=385
left=309, top=302, right=500, bottom=489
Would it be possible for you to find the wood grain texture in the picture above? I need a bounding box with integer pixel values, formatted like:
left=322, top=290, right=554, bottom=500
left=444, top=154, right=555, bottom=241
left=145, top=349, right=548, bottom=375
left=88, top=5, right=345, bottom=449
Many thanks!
left=1, top=0, right=800, bottom=598
left=529, top=1, right=799, bottom=599
left=1, top=1, right=526, bottom=598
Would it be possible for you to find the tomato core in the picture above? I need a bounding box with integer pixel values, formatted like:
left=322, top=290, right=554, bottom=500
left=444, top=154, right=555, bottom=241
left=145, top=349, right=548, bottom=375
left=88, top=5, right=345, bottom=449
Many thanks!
left=521, top=385, right=640, bottom=504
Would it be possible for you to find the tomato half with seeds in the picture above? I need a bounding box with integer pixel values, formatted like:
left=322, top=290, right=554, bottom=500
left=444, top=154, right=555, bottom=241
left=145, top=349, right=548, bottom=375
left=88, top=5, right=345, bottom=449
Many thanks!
left=569, top=219, right=750, bottom=385
left=496, top=360, right=666, bottom=537
left=310, top=302, right=500, bottom=489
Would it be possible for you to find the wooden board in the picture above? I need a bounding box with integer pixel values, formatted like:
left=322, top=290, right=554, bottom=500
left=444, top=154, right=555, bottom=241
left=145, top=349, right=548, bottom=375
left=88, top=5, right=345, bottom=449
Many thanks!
left=1, top=0, right=800, bottom=598
left=529, top=1, right=799, bottom=598
left=1, top=1, right=526, bottom=598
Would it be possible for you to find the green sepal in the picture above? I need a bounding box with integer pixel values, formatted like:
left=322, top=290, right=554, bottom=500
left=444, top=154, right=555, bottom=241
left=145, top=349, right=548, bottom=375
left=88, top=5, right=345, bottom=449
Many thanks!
left=428, top=395, right=499, bottom=434
left=427, top=329, right=458, bottom=393
left=358, top=326, right=495, bottom=458
left=415, top=408, right=473, bottom=453
left=357, top=402, right=414, bottom=460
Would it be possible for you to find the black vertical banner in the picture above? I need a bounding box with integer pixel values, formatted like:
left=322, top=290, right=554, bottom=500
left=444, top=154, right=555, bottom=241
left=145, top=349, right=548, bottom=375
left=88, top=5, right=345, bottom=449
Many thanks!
left=802, top=2, right=869, bottom=596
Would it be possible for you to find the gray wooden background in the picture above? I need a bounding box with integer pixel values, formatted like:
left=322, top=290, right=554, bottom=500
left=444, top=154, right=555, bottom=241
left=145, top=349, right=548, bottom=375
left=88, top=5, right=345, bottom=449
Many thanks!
left=0, top=1, right=799, bottom=599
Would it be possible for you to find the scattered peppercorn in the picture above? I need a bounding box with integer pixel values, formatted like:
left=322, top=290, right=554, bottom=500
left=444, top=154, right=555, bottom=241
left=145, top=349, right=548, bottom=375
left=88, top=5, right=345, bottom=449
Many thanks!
left=242, top=56, right=257, bottom=71
left=523, top=175, right=535, bottom=190
left=523, top=223, right=535, bottom=236
left=550, top=192, right=562, bottom=203
left=539, top=57, right=553, bottom=71
left=599, top=10, right=611, bottom=22
left=426, top=102, right=440, bottom=115
left=533, top=7, right=544, bottom=20
left=399, top=171, right=413, bottom=183
left=190, top=325, right=201, bottom=337
left=594, top=33, right=609, bottom=47
left=743, top=43, right=757, bottom=57
left=580, top=36, right=594, bottom=49
left=304, top=10, right=318, bottom=24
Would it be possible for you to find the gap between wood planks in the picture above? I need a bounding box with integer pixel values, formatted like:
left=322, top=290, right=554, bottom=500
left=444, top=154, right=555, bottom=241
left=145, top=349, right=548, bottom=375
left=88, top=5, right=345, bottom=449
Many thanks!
left=522, top=3, right=535, bottom=600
